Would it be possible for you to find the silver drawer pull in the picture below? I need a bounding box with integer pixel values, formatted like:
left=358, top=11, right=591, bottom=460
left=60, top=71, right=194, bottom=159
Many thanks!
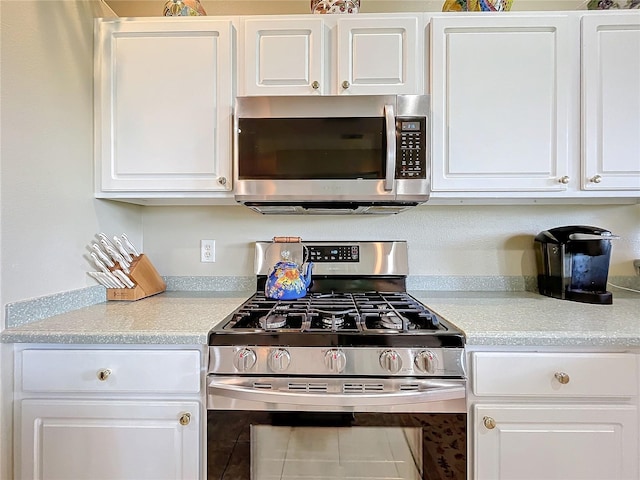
left=554, top=372, right=570, bottom=384
left=97, top=368, right=112, bottom=381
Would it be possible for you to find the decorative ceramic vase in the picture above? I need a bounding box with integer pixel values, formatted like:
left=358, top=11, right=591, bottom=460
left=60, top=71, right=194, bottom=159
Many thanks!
left=442, top=0, right=512, bottom=11
left=163, top=0, right=207, bottom=16
left=311, top=0, right=360, bottom=14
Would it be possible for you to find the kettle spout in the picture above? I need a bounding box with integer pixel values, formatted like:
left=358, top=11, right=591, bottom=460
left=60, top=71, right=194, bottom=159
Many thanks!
left=301, top=262, right=314, bottom=289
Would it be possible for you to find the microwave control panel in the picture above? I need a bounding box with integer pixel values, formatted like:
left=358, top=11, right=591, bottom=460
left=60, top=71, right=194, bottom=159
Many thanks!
left=395, top=117, right=426, bottom=179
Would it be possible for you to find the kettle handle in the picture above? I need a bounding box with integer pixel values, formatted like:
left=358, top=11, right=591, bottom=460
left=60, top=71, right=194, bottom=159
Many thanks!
left=273, top=236, right=302, bottom=243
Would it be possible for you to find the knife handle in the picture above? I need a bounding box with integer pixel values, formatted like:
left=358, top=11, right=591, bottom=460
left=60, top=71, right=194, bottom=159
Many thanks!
left=121, top=233, right=140, bottom=257
left=113, top=237, right=133, bottom=263
left=104, top=244, right=130, bottom=273
left=92, top=244, right=115, bottom=268
left=113, top=269, right=135, bottom=288
left=98, top=233, right=116, bottom=251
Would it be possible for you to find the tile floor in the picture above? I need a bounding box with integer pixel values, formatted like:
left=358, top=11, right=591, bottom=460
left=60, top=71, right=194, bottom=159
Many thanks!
left=252, top=426, right=423, bottom=480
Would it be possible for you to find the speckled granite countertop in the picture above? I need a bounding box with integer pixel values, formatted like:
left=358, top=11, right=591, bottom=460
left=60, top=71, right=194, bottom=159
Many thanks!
left=2, top=290, right=639, bottom=347
left=1, top=291, right=251, bottom=345
left=411, top=291, right=640, bottom=347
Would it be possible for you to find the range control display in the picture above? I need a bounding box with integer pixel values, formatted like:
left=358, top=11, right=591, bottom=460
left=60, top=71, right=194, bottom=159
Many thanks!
left=308, top=245, right=359, bottom=262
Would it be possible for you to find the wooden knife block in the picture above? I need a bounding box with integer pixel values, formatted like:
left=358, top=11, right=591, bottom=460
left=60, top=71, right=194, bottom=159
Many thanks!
left=106, top=254, right=166, bottom=301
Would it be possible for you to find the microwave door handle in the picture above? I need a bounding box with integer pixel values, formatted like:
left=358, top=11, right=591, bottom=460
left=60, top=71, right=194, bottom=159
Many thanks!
left=384, top=104, right=396, bottom=192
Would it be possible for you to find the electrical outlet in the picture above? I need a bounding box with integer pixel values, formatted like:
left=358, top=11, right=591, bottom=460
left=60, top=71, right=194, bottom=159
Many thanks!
left=201, top=240, right=215, bottom=263
left=634, top=259, right=640, bottom=276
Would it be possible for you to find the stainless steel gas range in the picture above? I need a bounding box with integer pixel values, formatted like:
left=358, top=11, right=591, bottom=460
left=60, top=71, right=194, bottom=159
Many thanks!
left=206, top=241, right=466, bottom=480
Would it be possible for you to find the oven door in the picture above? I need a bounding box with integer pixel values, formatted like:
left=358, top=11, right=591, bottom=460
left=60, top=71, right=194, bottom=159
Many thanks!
left=207, top=376, right=466, bottom=480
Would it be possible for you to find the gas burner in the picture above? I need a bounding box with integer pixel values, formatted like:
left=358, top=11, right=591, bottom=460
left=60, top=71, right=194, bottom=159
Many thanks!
left=259, top=314, right=288, bottom=329
left=379, top=311, right=407, bottom=330
left=323, top=315, right=345, bottom=328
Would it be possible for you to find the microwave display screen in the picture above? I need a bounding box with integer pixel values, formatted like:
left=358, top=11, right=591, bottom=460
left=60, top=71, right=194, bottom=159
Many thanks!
left=238, top=118, right=385, bottom=179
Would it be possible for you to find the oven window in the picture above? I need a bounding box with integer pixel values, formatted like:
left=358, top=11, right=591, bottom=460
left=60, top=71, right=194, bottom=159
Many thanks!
left=208, top=412, right=466, bottom=480
left=252, top=425, right=422, bottom=480
left=237, top=118, right=386, bottom=180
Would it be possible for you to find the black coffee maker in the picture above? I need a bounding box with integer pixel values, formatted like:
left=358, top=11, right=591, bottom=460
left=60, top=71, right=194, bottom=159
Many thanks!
left=534, top=225, right=618, bottom=304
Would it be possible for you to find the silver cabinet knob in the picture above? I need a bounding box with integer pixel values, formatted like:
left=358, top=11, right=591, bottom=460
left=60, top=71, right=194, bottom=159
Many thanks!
left=97, top=368, right=111, bottom=381
left=590, top=174, right=602, bottom=184
left=414, top=350, right=437, bottom=374
left=483, top=416, right=496, bottom=429
left=268, top=348, right=291, bottom=372
left=342, top=80, right=350, bottom=90
left=217, top=176, right=227, bottom=186
left=311, top=80, right=320, bottom=90
left=233, top=348, right=257, bottom=372
left=324, top=349, right=346, bottom=373
left=379, top=350, right=402, bottom=374
left=558, top=176, right=570, bottom=184
left=179, top=412, right=191, bottom=426
left=554, top=372, right=570, bottom=384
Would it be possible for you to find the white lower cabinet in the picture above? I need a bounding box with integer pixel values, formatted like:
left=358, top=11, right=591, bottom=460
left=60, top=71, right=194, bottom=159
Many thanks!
left=20, top=399, right=200, bottom=480
left=474, top=404, right=637, bottom=480
left=14, top=346, right=205, bottom=480
left=469, top=350, right=639, bottom=480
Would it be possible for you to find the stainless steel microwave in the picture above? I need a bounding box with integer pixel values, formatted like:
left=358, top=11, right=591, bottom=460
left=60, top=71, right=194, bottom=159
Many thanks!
left=233, top=95, right=430, bottom=214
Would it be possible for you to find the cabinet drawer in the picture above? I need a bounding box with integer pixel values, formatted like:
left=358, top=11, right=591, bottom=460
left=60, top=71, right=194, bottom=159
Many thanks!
left=20, top=349, right=201, bottom=394
left=472, top=352, right=637, bottom=397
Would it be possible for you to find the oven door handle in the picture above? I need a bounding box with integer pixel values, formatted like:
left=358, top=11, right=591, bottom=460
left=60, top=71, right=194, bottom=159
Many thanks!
left=207, top=380, right=465, bottom=407
left=384, top=104, right=396, bottom=192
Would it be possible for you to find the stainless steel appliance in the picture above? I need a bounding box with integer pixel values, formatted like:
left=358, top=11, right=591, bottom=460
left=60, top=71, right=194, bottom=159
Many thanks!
left=535, top=225, right=618, bottom=304
left=207, top=241, right=466, bottom=480
left=233, top=95, right=430, bottom=214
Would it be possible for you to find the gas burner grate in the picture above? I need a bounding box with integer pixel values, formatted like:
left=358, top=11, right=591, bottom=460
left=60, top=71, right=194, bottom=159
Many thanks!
left=225, top=291, right=443, bottom=333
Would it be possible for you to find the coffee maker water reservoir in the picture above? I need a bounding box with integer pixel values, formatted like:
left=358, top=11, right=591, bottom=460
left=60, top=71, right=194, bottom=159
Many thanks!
left=535, top=225, right=619, bottom=304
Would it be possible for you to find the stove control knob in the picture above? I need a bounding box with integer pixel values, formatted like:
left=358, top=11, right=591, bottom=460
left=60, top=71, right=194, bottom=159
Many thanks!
left=414, top=350, right=437, bottom=374
left=268, top=348, right=291, bottom=372
left=234, top=348, right=257, bottom=372
left=379, top=350, right=402, bottom=374
left=324, top=349, right=346, bottom=373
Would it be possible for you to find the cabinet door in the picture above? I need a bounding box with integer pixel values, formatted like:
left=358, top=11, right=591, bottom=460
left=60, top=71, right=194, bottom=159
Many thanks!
left=474, top=404, right=638, bottom=480
left=95, top=19, right=233, bottom=193
left=18, top=399, right=200, bottom=480
left=243, top=18, right=325, bottom=95
left=582, top=13, right=640, bottom=191
left=336, top=16, right=421, bottom=95
left=431, top=15, right=573, bottom=193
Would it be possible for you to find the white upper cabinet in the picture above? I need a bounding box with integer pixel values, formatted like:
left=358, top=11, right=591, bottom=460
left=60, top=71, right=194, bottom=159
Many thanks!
left=240, top=14, right=422, bottom=95
left=242, top=17, right=325, bottom=95
left=430, top=14, right=574, bottom=195
left=95, top=18, right=234, bottom=201
left=335, top=16, right=421, bottom=95
left=582, top=12, right=640, bottom=191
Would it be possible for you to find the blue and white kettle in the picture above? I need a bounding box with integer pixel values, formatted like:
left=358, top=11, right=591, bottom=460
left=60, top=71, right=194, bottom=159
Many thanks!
left=264, top=244, right=313, bottom=300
